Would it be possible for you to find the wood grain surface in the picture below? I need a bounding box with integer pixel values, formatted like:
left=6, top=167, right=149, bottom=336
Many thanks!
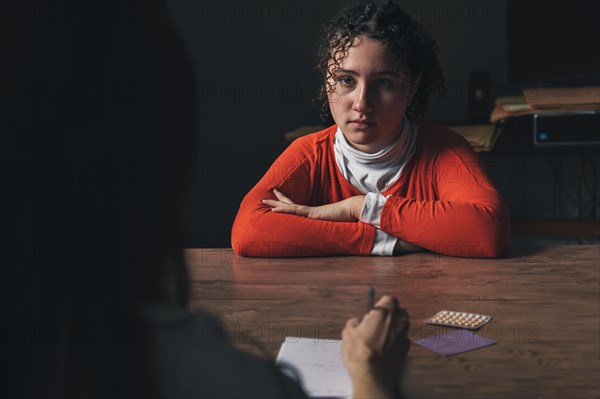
left=185, top=245, right=600, bottom=399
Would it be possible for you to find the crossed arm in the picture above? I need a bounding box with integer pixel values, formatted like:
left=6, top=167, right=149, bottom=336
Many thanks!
left=230, top=141, right=378, bottom=257
left=261, top=190, right=420, bottom=255
left=262, top=189, right=365, bottom=223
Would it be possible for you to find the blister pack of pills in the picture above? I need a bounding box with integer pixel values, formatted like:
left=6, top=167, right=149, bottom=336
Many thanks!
left=426, top=310, right=492, bottom=330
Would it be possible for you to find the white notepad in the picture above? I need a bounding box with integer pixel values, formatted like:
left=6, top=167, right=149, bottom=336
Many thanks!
left=275, top=337, right=352, bottom=398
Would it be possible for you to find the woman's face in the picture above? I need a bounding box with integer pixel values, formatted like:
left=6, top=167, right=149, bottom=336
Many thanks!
left=326, top=36, right=420, bottom=153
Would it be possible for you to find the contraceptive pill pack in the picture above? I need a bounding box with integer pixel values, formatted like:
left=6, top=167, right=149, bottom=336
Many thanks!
left=426, top=310, right=492, bottom=330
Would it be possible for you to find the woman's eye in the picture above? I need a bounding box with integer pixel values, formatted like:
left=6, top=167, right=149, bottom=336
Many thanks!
left=339, top=77, right=355, bottom=86
left=377, top=79, right=395, bottom=88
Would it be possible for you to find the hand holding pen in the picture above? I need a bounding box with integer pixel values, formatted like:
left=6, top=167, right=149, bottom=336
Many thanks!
left=341, top=288, right=410, bottom=399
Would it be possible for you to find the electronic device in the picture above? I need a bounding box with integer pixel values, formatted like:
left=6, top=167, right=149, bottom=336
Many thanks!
left=493, top=110, right=600, bottom=154
left=533, top=110, right=600, bottom=147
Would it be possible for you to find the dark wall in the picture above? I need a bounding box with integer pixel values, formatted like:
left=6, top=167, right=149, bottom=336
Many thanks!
left=166, top=1, right=342, bottom=245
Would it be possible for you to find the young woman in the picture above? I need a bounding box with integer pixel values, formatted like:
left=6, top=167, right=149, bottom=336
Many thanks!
left=232, top=0, right=510, bottom=258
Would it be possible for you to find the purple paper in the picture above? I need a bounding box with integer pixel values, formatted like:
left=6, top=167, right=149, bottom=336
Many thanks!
left=414, top=329, right=496, bottom=355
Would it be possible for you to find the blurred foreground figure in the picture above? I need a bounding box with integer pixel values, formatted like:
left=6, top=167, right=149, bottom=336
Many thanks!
left=0, top=1, right=410, bottom=398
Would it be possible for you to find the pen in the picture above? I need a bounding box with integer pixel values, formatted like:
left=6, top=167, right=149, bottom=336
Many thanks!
left=367, top=286, right=375, bottom=312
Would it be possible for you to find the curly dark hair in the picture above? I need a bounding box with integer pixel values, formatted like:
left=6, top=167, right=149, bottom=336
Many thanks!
left=315, top=0, right=445, bottom=121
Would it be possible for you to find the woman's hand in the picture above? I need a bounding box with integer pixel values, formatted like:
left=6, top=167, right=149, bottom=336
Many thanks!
left=262, top=189, right=365, bottom=222
left=342, top=295, right=410, bottom=399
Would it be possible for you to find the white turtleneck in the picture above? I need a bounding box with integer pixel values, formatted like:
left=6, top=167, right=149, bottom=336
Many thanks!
left=334, top=117, right=418, bottom=255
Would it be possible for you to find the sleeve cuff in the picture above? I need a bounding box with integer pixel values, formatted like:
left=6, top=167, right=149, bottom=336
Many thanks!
left=359, top=192, right=388, bottom=229
left=370, top=229, right=398, bottom=256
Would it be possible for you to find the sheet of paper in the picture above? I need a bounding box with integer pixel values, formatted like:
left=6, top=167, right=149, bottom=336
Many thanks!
left=275, top=337, right=352, bottom=399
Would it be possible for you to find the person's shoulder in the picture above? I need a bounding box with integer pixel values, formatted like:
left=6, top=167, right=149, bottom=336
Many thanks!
left=275, top=125, right=335, bottom=166
left=288, top=125, right=336, bottom=152
left=144, top=305, right=307, bottom=399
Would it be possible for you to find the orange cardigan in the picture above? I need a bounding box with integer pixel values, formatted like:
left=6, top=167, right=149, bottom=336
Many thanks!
left=231, top=123, right=510, bottom=258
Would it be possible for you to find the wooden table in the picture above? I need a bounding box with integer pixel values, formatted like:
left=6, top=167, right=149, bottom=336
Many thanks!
left=185, top=245, right=600, bottom=399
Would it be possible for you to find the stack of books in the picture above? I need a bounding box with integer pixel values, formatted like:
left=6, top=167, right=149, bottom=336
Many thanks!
left=491, top=86, right=600, bottom=122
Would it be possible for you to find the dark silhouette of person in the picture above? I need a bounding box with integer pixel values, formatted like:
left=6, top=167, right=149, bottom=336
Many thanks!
left=0, top=2, right=409, bottom=398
